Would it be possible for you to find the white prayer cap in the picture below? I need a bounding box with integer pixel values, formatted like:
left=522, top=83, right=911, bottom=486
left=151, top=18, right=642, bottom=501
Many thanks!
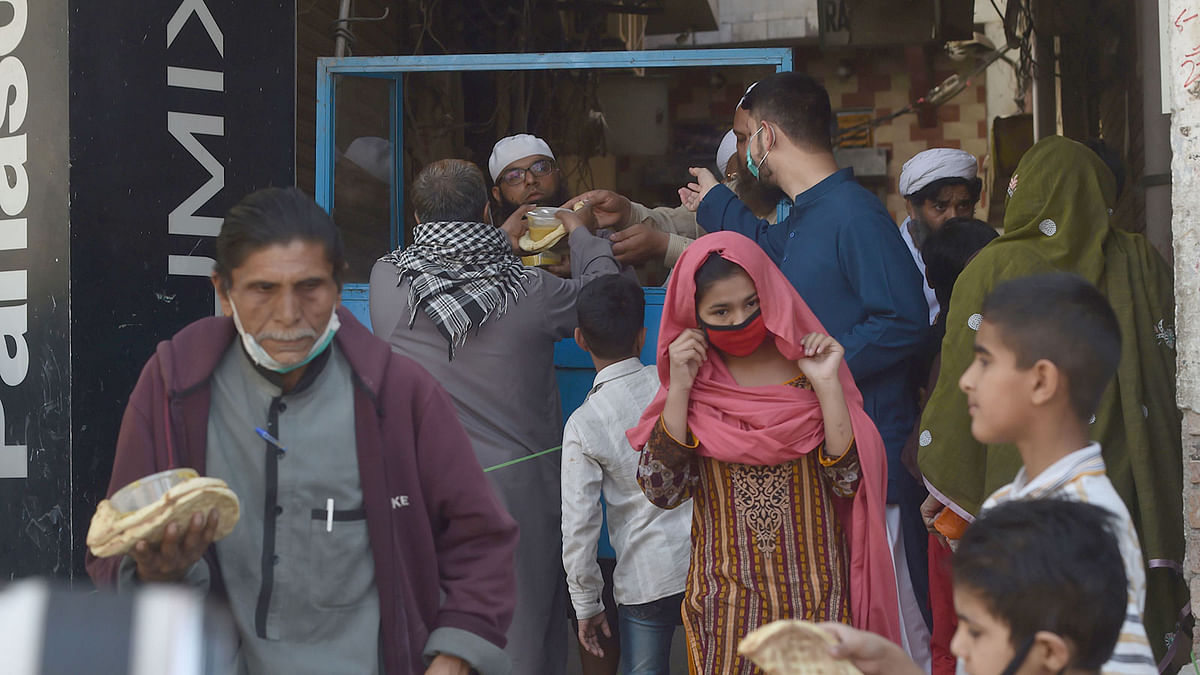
left=899, top=148, right=978, bottom=197
left=342, top=136, right=391, bottom=184
left=716, top=130, right=737, bottom=174
left=488, top=134, right=555, bottom=182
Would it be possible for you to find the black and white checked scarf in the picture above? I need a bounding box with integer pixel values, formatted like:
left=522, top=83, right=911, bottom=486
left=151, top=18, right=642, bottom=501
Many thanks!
left=381, top=220, right=532, bottom=360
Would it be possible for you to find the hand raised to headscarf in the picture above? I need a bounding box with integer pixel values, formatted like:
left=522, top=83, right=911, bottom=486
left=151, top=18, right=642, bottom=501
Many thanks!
left=663, top=328, right=708, bottom=442
left=795, top=333, right=844, bottom=385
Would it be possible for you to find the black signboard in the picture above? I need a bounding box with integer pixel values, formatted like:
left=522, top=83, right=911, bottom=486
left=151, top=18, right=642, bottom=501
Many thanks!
left=0, top=0, right=72, bottom=577
left=10, top=0, right=297, bottom=581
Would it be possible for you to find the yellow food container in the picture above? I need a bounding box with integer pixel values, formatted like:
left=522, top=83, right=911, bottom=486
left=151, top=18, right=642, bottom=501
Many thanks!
left=527, top=224, right=560, bottom=241
left=521, top=251, right=562, bottom=266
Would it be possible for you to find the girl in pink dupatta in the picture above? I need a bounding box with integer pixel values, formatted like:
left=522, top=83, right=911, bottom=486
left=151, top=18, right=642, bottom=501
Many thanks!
left=628, top=232, right=899, bottom=674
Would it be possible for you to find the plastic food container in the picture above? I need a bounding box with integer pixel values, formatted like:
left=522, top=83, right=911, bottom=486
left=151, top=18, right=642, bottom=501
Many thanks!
left=110, top=468, right=199, bottom=514
left=526, top=206, right=568, bottom=231
left=521, top=251, right=562, bottom=266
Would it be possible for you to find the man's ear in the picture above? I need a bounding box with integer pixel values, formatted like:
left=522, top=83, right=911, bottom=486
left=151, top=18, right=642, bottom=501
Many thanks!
left=905, top=199, right=916, bottom=220
left=413, top=210, right=423, bottom=225
left=1029, top=359, right=1062, bottom=407
left=635, top=326, right=647, bottom=355
left=573, top=327, right=589, bottom=353
left=1029, top=630, right=1072, bottom=673
left=211, top=272, right=233, bottom=317
left=491, top=185, right=502, bottom=204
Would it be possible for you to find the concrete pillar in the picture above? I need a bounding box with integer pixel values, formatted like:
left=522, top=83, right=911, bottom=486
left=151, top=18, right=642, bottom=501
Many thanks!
left=1141, top=0, right=1175, bottom=264
left=1167, top=0, right=1200, bottom=653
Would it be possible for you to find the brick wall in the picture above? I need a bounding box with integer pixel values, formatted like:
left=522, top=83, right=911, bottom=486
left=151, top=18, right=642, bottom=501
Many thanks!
left=814, top=51, right=989, bottom=220
left=661, top=48, right=990, bottom=224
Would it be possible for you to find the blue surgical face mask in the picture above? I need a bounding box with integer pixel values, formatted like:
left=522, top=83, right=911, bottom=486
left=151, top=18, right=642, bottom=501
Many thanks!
left=229, top=298, right=340, bottom=374
left=745, top=124, right=773, bottom=179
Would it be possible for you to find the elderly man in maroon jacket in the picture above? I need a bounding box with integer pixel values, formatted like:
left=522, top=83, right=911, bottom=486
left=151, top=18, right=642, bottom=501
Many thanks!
left=85, top=187, right=518, bottom=675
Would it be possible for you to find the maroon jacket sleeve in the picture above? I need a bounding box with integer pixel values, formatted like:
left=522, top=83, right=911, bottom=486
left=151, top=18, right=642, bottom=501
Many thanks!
left=84, top=355, right=169, bottom=587
left=411, top=376, right=519, bottom=647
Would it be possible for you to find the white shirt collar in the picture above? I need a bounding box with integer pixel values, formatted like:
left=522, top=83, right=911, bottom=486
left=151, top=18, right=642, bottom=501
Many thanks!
left=1006, top=442, right=1105, bottom=499
left=591, top=357, right=646, bottom=389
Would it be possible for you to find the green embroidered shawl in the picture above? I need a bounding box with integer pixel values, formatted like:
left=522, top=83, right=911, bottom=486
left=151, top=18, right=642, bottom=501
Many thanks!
left=916, top=135, right=1185, bottom=662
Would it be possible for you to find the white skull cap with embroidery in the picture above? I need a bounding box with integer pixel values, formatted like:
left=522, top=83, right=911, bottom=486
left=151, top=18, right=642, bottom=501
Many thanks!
left=488, top=134, right=555, bottom=182
left=716, top=130, right=738, bottom=174
left=899, top=147, right=978, bottom=197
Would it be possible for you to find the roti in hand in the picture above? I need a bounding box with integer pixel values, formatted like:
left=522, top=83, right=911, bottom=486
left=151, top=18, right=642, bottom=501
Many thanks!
left=518, top=224, right=567, bottom=252
left=87, top=476, right=240, bottom=558
left=738, top=620, right=863, bottom=675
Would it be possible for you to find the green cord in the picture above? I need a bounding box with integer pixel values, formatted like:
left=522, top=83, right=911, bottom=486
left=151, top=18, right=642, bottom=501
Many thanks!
left=483, top=446, right=563, bottom=473
left=1193, top=649, right=1199, bottom=675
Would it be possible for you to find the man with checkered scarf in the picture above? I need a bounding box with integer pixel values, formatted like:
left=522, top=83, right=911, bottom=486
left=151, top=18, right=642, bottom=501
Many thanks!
left=369, top=158, right=621, bottom=675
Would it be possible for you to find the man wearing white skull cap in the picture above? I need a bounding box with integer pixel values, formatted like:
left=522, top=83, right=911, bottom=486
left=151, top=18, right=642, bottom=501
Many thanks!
left=489, top=134, right=567, bottom=224
left=897, top=148, right=982, bottom=324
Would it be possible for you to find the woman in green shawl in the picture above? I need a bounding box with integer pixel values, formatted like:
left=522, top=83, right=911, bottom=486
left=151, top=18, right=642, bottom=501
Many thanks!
left=916, top=135, right=1187, bottom=667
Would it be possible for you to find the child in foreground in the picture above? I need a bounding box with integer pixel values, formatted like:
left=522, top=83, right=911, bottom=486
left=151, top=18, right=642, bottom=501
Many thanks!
left=961, top=273, right=1156, bottom=674
left=627, top=231, right=898, bottom=675
left=821, top=498, right=1128, bottom=675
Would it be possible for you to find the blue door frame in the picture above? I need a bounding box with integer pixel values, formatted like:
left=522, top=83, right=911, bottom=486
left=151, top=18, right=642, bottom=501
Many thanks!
left=314, top=48, right=793, bottom=250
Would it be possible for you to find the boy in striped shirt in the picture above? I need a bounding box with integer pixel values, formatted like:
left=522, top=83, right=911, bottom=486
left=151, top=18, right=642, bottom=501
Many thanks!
left=956, top=273, right=1156, bottom=675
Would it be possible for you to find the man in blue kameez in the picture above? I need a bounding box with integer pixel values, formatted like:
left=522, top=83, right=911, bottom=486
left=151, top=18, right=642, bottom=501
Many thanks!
left=684, top=72, right=933, bottom=670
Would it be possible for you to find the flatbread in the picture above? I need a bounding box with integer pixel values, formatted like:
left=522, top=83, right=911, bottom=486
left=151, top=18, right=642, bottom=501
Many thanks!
left=87, top=476, right=240, bottom=558
left=738, top=620, right=863, bottom=675
left=518, top=224, right=567, bottom=252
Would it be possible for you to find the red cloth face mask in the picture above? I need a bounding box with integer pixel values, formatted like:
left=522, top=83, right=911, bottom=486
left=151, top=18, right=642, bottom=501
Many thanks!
left=700, top=309, right=767, bottom=356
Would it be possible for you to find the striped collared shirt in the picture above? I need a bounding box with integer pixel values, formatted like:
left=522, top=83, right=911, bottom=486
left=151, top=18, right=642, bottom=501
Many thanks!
left=981, top=443, right=1157, bottom=675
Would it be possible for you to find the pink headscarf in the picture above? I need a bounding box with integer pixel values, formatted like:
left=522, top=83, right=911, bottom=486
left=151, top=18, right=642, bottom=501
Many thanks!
left=627, top=231, right=900, bottom=642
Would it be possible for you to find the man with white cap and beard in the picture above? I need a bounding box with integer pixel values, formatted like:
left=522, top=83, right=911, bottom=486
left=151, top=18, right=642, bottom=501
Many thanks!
left=489, top=133, right=703, bottom=282
left=897, top=148, right=982, bottom=324
left=489, top=134, right=570, bottom=225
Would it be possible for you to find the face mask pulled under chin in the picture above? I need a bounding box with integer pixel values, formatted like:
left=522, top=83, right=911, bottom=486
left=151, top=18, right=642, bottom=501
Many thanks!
left=228, top=298, right=341, bottom=374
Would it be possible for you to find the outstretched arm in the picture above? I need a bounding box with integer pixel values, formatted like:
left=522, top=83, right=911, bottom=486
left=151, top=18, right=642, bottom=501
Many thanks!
left=820, top=622, right=924, bottom=675
left=694, top=179, right=785, bottom=261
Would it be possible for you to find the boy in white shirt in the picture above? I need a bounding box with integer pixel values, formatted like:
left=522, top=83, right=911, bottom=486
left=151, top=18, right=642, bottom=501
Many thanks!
left=561, top=275, right=693, bottom=675
left=957, top=273, right=1156, bottom=675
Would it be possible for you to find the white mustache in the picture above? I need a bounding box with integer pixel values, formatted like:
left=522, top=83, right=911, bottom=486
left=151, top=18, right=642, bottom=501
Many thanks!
left=256, top=327, right=317, bottom=342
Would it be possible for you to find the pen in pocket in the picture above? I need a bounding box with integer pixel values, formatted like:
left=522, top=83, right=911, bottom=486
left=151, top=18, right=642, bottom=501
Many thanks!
left=255, top=427, right=287, bottom=454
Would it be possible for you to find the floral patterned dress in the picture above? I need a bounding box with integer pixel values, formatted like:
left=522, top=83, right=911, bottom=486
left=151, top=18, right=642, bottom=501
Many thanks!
left=636, top=376, right=861, bottom=675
